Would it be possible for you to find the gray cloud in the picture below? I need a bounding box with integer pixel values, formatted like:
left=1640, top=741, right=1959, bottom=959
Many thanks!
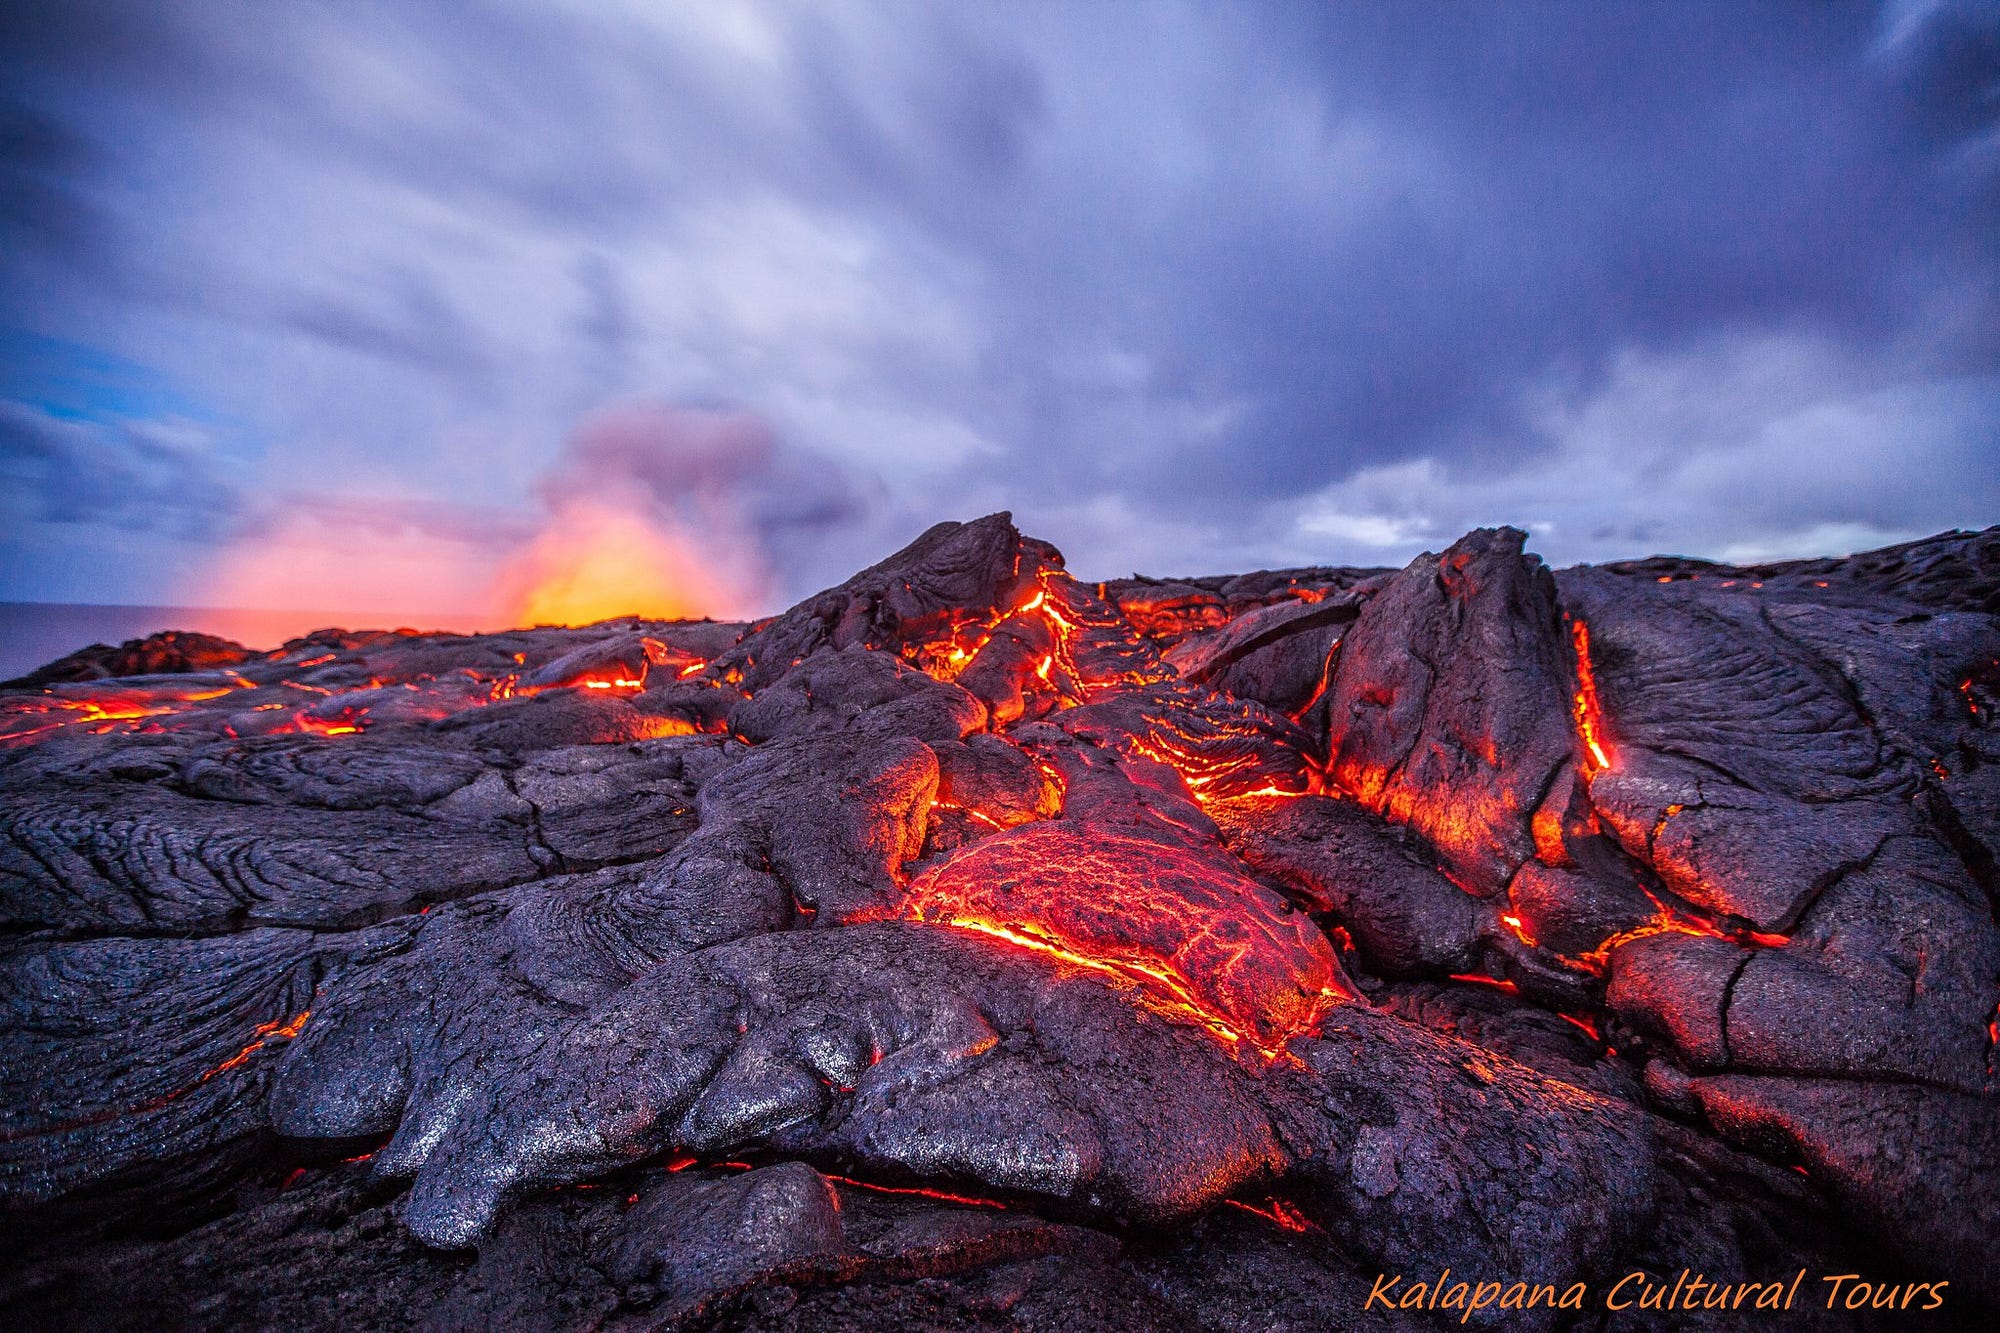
left=0, top=402, right=240, bottom=537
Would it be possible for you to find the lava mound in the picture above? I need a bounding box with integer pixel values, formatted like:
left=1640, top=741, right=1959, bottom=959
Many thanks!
left=3, top=515, right=1998, bottom=1330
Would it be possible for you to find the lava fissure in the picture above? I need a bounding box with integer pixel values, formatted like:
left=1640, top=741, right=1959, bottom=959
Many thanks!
left=2, top=1007, right=311, bottom=1143
left=1567, top=616, right=1613, bottom=777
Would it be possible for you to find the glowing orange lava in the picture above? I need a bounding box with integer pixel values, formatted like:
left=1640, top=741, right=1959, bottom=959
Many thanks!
left=903, top=822, right=1348, bottom=1059
left=896, top=562, right=1042, bottom=671
left=201, top=1010, right=313, bottom=1080
left=1556, top=1012, right=1603, bottom=1043
left=0, top=679, right=255, bottom=748
left=0, top=1006, right=313, bottom=1143
left=825, top=1173, right=1009, bottom=1210
left=930, top=798, right=1010, bottom=832
left=1122, top=723, right=1315, bottom=803
left=1569, top=618, right=1613, bottom=776
left=1985, top=1000, right=1999, bottom=1083
left=282, top=715, right=362, bottom=737
left=1225, top=1197, right=1313, bottom=1232
left=940, top=915, right=1279, bottom=1054
left=1566, top=887, right=1788, bottom=974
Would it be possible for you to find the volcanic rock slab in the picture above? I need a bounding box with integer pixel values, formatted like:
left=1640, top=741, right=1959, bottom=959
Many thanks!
left=3, top=514, right=1997, bottom=1328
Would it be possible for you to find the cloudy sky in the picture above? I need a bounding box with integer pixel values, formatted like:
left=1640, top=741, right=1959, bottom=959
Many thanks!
left=2, top=1, right=1996, bottom=622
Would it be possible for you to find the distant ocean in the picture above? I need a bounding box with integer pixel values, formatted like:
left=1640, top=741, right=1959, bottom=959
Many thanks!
left=0, top=603, right=498, bottom=683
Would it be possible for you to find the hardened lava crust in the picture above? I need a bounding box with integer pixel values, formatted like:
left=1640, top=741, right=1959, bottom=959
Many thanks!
left=2, top=515, right=1997, bottom=1330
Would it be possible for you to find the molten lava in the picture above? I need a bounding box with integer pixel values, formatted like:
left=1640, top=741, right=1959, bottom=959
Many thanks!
left=902, top=821, right=1348, bottom=1057
left=1225, top=1197, right=1314, bottom=1233
left=0, top=678, right=254, bottom=748
left=1564, top=886, right=1788, bottom=974
left=1568, top=618, right=1613, bottom=776
left=824, top=1173, right=1009, bottom=1210
left=202, top=1010, right=313, bottom=1081
left=1450, top=973, right=1522, bottom=994
left=1115, top=704, right=1319, bottom=804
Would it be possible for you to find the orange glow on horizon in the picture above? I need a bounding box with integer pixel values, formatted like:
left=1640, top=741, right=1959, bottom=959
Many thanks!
left=494, top=501, right=745, bottom=627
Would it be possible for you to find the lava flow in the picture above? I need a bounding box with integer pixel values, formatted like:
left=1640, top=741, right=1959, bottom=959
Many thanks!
left=902, top=820, right=1349, bottom=1057
left=1568, top=617, right=1613, bottom=776
left=0, top=678, right=253, bottom=747
left=6, top=515, right=1998, bottom=1326
left=0, top=627, right=734, bottom=749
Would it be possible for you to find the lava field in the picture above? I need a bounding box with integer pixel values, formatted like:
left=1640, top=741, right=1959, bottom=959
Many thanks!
left=2, top=514, right=1996, bottom=1330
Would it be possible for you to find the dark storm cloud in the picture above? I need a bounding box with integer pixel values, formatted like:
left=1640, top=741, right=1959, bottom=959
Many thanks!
left=0, top=98, right=110, bottom=269
left=0, top=0, right=1994, bottom=609
left=1000, top=3, right=2000, bottom=502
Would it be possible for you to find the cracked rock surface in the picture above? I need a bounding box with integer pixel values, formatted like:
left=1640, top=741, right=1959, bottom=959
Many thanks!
left=3, top=515, right=1997, bottom=1329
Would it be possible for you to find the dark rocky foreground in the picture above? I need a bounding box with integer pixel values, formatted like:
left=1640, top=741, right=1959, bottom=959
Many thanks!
left=2, top=516, right=1996, bottom=1331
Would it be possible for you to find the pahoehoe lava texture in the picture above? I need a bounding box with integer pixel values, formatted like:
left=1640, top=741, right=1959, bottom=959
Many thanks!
left=3, top=515, right=1998, bottom=1330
